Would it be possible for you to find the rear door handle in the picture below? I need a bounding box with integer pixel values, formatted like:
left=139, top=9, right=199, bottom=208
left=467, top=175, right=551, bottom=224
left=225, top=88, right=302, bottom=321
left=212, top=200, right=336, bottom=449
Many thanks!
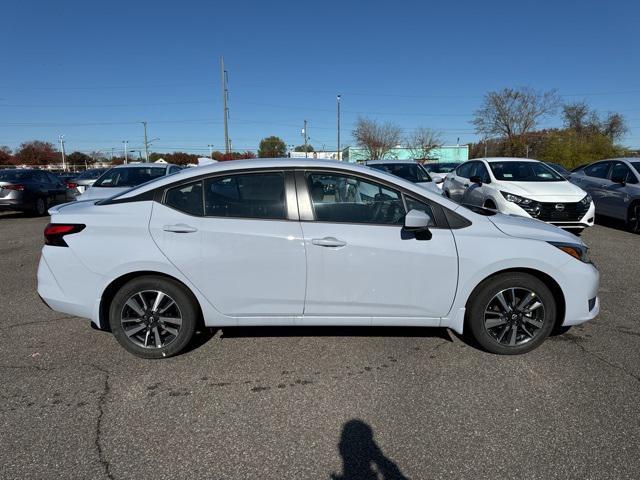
left=163, top=224, right=198, bottom=233
left=311, top=237, right=347, bottom=247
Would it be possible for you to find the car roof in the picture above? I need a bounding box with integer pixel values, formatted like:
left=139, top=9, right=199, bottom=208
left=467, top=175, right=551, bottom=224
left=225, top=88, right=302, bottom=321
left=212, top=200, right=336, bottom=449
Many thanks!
left=472, top=157, right=540, bottom=163
left=365, top=160, right=419, bottom=165
left=110, top=163, right=174, bottom=169
left=114, top=158, right=440, bottom=200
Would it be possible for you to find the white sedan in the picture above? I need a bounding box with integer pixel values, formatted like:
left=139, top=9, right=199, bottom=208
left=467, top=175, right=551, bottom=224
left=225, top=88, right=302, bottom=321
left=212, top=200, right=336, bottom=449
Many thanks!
left=443, top=157, right=595, bottom=232
left=38, top=159, right=599, bottom=358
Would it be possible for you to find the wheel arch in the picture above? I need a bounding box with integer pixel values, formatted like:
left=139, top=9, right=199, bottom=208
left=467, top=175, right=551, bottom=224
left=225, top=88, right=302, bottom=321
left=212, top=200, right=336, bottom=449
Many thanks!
left=463, top=267, right=566, bottom=330
left=97, top=271, right=205, bottom=331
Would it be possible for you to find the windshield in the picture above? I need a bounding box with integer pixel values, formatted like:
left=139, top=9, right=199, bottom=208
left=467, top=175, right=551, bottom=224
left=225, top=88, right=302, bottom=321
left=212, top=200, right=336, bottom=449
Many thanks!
left=424, top=163, right=458, bottom=174
left=546, top=162, right=569, bottom=175
left=369, top=163, right=431, bottom=183
left=93, top=166, right=166, bottom=188
left=0, top=170, right=35, bottom=181
left=489, top=161, right=565, bottom=182
left=76, top=168, right=107, bottom=180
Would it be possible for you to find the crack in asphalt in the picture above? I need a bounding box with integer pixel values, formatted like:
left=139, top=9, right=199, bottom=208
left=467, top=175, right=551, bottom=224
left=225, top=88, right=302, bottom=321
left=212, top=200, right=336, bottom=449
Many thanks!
left=88, top=364, right=116, bottom=480
left=0, top=315, right=77, bottom=331
left=566, top=335, right=640, bottom=384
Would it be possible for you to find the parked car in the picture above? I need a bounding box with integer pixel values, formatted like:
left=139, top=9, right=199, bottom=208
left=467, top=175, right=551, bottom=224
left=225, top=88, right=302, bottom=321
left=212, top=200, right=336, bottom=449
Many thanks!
left=69, top=168, right=110, bottom=195
left=442, top=158, right=595, bottom=232
left=365, top=160, right=441, bottom=193
left=545, top=162, right=572, bottom=179
left=76, top=163, right=181, bottom=200
left=570, top=158, right=640, bottom=233
left=0, top=169, right=75, bottom=216
left=38, top=159, right=599, bottom=358
left=423, top=162, right=461, bottom=188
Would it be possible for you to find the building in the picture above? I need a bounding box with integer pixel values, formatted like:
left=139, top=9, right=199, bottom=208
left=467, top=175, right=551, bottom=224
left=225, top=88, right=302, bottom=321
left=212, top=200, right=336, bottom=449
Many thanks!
left=289, top=150, right=341, bottom=160
left=342, top=145, right=469, bottom=163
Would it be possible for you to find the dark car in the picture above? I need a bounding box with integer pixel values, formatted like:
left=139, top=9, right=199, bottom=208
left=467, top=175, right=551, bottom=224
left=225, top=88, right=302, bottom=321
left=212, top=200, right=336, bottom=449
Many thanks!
left=545, top=162, right=572, bottom=179
left=0, top=169, right=75, bottom=216
left=570, top=158, right=640, bottom=233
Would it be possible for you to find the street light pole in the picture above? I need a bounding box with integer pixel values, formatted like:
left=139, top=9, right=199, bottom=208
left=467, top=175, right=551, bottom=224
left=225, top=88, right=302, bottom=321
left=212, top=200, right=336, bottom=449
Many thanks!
left=123, top=141, right=128, bottom=164
left=303, top=120, right=308, bottom=159
left=59, top=135, right=66, bottom=171
left=142, top=121, right=149, bottom=162
left=337, top=94, right=341, bottom=161
left=208, top=144, right=214, bottom=159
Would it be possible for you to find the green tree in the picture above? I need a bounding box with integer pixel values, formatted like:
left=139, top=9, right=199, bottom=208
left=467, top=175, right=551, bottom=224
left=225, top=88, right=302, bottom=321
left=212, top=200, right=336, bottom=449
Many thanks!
left=258, top=136, right=287, bottom=158
left=66, top=151, right=94, bottom=168
left=294, top=144, right=314, bottom=152
left=0, top=146, right=13, bottom=165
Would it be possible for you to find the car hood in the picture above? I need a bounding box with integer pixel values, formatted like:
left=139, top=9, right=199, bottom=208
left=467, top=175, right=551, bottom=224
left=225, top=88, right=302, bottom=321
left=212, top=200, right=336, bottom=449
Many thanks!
left=488, top=212, right=583, bottom=244
left=77, top=186, right=130, bottom=200
left=499, top=180, right=587, bottom=202
left=415, top=182, right=443, bottom=194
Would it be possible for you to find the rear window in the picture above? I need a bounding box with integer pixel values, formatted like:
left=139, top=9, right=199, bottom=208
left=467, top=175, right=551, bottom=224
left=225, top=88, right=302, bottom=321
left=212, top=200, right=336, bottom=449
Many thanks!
left=94, top=167, right=166, bottom=188
left=424, top=163, right=458, bottom=174
left=0, top=170, right=36, bottom=181
left=76, top=169, right=107, bottom=180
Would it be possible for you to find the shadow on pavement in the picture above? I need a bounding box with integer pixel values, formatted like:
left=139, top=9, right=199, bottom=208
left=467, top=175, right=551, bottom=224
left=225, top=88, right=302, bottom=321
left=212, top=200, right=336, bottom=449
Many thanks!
left=331, top=419, right=410, bottom=480
left=220, top=325, right=452, bottom=342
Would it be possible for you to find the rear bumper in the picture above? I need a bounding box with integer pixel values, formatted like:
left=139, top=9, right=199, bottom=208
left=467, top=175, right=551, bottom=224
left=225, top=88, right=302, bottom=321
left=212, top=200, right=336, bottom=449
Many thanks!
left=0, top=198, right=32, bottom=211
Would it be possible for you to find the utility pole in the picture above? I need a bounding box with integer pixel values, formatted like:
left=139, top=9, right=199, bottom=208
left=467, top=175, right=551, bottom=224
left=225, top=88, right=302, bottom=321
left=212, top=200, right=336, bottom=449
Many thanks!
left=59, top=135, right=67, bottom=171
left=208, top=144, right=214, bottom=159
left=221, top=56, right=230, bottom=154
left=303, top=120, right=308, bottom=158
left=142, top=121, right=149, bottom=162
left=111, top=147, right=114, bottom=161
left=123, top=141, right=128, bottom=164
left=337, top=95, right=341, bottom=161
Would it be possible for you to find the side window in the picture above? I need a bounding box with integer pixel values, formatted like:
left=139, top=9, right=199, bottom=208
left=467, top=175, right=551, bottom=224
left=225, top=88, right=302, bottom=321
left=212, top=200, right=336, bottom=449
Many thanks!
left=456, top=162, right=473, bottom=179
left=610, top=162, right=633, bottom=183
left=307, top=172, right=404, bottom=224
left=204, top=172, right=286, bottom=219
left=165, top=181, right=203, bottom=216
left=47, top=173, right=64, bottom=186
left=473, top=162, right=491, bottom=183
left=404, top=196, right=435, bottom=226
left=33, top=171, right=48, bottom=183
left=584, top=162, right=611, bottom=179
left=168, top=166, right=181, bottom=175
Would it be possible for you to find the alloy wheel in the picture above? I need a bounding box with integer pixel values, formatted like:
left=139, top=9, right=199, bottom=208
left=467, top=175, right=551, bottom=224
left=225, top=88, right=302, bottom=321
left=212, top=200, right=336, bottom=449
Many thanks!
left=483, top=287, right=546, bottom=347
left=120, top=290, right=183, bottom=349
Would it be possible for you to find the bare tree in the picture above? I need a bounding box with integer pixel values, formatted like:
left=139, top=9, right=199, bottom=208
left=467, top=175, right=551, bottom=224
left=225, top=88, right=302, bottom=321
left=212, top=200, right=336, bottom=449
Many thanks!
left=406, top=127, right=443, bottom=160
left=562, top=102, right=590, bottom=132
left=352, top=117, right=402, bottom=160
left=563, top=102, right=628, bottom=141
left=472, top=87, right=560, bottom=140
left=601, top=112, right=628, bottom=141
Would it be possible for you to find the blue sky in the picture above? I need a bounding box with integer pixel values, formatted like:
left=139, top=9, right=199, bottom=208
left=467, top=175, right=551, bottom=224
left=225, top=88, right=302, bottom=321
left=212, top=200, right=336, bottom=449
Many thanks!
left=1, top=0, right=639, bottom=156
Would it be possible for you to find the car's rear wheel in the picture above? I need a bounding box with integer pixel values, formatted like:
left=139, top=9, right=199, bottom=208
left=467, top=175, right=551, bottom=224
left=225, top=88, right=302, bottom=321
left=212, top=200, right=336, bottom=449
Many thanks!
left=627, top=202, right=640, bottom=234
left=466, top=273, right=556, bottom=355
left=109, top=276, right=197, bottom=359
left=32, top=197, right=48, bottom=216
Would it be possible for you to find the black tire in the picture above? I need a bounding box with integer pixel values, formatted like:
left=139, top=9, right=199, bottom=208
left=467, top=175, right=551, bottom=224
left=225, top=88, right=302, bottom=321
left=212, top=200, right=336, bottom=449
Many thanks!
left=109, top=276, right=198, bottom=359
left=627, top=202, right=640, bottom=234
left=32, top=197, right=48, bottom=216
left=466, top=273, right=556, bottom=355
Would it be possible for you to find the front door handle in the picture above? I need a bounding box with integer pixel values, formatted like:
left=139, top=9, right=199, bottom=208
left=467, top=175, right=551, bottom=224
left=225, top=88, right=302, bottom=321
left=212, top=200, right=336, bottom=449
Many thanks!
left=311, top=237, right=347, bottom=247
left=163, top=224, right=198, bottom=233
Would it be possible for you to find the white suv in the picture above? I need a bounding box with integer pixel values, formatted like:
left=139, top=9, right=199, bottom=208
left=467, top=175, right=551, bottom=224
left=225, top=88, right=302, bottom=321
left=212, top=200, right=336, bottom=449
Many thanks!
left=443, top=157, right=595, bottom=232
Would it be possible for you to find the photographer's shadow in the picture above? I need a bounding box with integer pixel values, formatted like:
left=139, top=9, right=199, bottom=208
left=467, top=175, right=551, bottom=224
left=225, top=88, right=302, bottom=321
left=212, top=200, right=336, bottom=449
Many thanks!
left=331, top=419, right=409, bottom=480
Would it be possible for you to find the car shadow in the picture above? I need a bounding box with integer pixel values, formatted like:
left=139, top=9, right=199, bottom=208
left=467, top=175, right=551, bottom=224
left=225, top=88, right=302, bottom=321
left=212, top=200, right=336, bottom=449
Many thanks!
left=594, top=214, right=629, bottom=233
left=331, top=419, right=410, bottom=480
left=219, top=325, right=453, bottom=342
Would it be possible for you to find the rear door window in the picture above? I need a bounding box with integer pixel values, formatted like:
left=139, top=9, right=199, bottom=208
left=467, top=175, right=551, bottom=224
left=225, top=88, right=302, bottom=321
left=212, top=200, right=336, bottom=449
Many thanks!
left=584, top=162, right=611, bottom=179
left=165, top=181, right=203, bottom=216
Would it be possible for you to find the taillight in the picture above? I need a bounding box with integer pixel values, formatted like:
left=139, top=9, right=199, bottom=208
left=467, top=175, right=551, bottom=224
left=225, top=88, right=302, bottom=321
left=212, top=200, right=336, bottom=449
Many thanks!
left=66, top=182, right=78, bottom=189
left=44, top=223, right=86, bottom=247
left=2, top=184, right=25, bottom=191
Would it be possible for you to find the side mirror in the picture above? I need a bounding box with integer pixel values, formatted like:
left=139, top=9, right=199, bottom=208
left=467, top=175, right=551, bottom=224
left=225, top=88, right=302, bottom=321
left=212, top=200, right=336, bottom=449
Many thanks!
left=469, top=175, right=483, bottom=186
left=404, top=209, right=432, bottom=231
left=434, top=177, right=444, bottom=184
left=611, top=175, right=626, bottom=185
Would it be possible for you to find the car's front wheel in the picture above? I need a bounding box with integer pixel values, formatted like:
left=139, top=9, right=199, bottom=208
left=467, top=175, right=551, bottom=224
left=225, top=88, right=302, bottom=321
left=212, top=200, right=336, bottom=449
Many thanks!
left=466, top=273, right=556, bottom=355
left=109, top=276, right=198, bottom=359
left=627, top=203, right=640, bottom=234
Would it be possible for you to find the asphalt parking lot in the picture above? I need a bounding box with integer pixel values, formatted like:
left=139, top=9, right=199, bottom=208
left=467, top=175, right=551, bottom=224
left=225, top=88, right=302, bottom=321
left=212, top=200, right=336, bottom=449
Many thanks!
left=1, top=212, right=639, bottom=480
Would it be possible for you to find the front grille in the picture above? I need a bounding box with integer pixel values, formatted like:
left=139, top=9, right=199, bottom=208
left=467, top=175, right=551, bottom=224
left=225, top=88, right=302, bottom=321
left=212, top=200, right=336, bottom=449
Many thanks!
left=522, top=201, right=589, bottom=222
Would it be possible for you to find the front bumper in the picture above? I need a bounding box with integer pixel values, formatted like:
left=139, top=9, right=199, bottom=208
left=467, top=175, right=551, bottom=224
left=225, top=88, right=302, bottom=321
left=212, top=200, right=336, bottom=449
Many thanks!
left=560, top=260, right=600, bottom=327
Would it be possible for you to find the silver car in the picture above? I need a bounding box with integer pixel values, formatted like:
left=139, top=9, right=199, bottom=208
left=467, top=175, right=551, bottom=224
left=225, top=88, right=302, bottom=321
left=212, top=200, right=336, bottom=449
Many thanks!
left=69, top=168, right=110, bottom=195
left=570, top=158, right=640, bottom=233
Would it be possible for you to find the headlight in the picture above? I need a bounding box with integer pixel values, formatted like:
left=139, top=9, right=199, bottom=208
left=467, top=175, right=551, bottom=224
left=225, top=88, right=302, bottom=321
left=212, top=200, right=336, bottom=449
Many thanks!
left=548, top=242, right=591, bottom=263
left=500, top=191, right=534, bottom=205
left=580, top=194, right=592, bottom=206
